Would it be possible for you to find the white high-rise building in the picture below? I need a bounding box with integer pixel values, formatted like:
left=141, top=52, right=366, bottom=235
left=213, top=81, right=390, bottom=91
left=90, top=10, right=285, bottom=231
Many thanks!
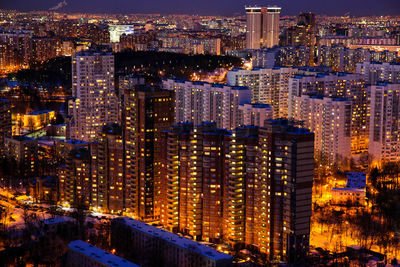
left=227, top=67, right=297, bottom=118
left=292, top=95, right=351, bottom=163
left=356, top=62, right=400, bottom=85
left=238, top=103, right=273, bottom=127
left=288, top=72, right=368, bottom=155
left=67, top=51, right=118, bottom=142
left=369, top=83, right=400, bottom=162
left=162, top=79, right=251, bottom=130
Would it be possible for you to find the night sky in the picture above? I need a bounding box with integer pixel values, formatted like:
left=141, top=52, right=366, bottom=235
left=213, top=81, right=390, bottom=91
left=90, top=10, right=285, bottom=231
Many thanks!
left=1, top=0, right=400, bottom=16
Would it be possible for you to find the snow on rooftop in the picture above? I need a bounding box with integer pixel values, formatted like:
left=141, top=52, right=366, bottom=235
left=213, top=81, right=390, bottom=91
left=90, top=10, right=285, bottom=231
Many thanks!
left=346, top=172, right=366, bottom=189
left=114, top=217, right=232, bottom=262
left=68, top=240, right=138, bottom=267
left=42, top=216, right=73, bottom=225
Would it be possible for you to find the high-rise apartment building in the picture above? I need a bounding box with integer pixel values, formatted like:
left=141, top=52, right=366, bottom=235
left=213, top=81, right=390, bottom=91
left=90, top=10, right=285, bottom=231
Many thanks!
left=160, top=123, right=192, bottom=233
left=288, top=72, right=368, bottom=155
left=356, top=62, right=400, bottom=85
left=4, top=136, right=38, bottom=179
left=67, top=50, right=118, bottom=142
left=245, top=7, right=262, bottom=49
left=245, top=6, right=281, bottom=49
left=162, top=79, right=250, bottom=130
left=369, top=83, right=400, bottom=162
left=160, top=122, right=230, bottom=242
left=59, top=124, right=125, bottom=212
left=227, top=67, right=297, bottom=118
left=263, top=7, right=281, bottom=48
left=123, top=86, right=174, bottom=221
left=91, top=123, right=124, bottom=213
left=0, top=99, right=12, bottom=158
left=238, top=103, right=273, bottom=127
left=118, top=74, right=145, bottom=122
left=223, top=126, right=259, bottom=246
left=160, top=120, right=314, bottom=264
left=59, top=147, right=91, bottom=207
left=276, top=46, right=311, bottom=67
left=256, top=119, right=314, bottom=263
left=0, top=29, right=31, bottom=72
left=292, top=95, right=351, bottom=164
left=281, top=13, right=316, bottom=66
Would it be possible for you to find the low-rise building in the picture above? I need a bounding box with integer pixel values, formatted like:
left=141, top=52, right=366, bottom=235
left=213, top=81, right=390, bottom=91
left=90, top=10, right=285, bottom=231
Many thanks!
left=23, top=110, right=55, bottom=131
left=238, top=103, right=273, bottom=127
left=111, top=217, right=233, bottom=267
left=331, top=172, right=367, bottom=205
left=4, top=136, right=38, bottom=179
left=67, top=240, right=138, bottom=267
left=40, top=217, right=77, bottom=239
left=29, top=176, right=58, bottom=203
left=331, top=188, right=366, bottom=205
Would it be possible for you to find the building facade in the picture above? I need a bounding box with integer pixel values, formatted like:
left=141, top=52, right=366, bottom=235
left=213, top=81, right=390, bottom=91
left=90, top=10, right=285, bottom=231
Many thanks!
left=67, top=50, right=118, bottom=142
left=288, top=72, right=368, bottom=155
left=245, top=6, right=281, bottom=49
left=238, top=103, right=273, bottom=127
left=227, top=67, right=297, bottom=118
left=369, top=83, right=400, bottom=162
left=291, top=95, right=351, bottom=164
left=0, top=99, right=12, bottom=158
left=123, top=86, right=174, bottom=221
left=163, top=79, right=250, bottom=130
left=111, top=217, right=233, bottom=267
left=160, top=120, right=314, bottom=264
left=4, top=136, right=38, bottom=179
left=67, top=240, right=138, bottom=267
left=356, top=62, right=400, bottom=85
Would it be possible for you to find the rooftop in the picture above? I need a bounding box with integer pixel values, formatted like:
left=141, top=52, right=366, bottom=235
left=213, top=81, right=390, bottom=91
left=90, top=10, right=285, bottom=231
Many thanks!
left=113, top=217, right=233, bottom=262
left=264, top=119, right=312, bottom=135
left=7, top=135, right=35, bottom=142
left=27, top=110, right=54, bottom=116
left=244, top=103, right=272, bottom=109
left=75, top=50, right=113, bottom=57
left=346, top=172, right=366, bottom=189
left=60, top=139, right=89, bottom=145
left=42, top=217, right=72, bottom=225
left=68, top=240, right=138, bottom=267
left=332, top=187, right=365, bottom=192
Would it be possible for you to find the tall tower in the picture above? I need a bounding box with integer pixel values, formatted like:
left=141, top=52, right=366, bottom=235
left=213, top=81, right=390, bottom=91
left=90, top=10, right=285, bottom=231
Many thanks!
left=0, top=99, right=11, bottom=158
left=245, top=6, right=263, bottom=49
left=91, top=123, right=125, bottom=213
left=67, top=50, right=118, bottom=142
left=245, top=6, right=281, bottom=49
left=256, top=119, right=314, bottom=263
left=263, top=7, right=281, bottom=48
left=369, top=83, right=400, bottom=163
left=123, top=85, right=174, bottom=221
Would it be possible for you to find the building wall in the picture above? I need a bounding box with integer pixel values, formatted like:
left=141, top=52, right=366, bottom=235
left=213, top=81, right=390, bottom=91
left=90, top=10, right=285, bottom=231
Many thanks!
left=369, top=83, right=400, bottom=162
left=123, top=87, right=174, bottom=221
left=160, top=120, right=314, bottom=264
left=292, top=95, right=351, bottom=164
left=67, top=51, right=118, bottom=142
left=227, top=67, right=297, bottom=118
left=288, top=73, right=368, bottom=155
left=0, top=99, right=12, bottom=158
left=163, top=79, right=250, bottom=130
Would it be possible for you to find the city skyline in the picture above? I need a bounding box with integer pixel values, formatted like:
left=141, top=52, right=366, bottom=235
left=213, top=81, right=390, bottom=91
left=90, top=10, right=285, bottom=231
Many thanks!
left=0, top=1, right=399, bottom=265
left=1, top=0, right=400, bottom=16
